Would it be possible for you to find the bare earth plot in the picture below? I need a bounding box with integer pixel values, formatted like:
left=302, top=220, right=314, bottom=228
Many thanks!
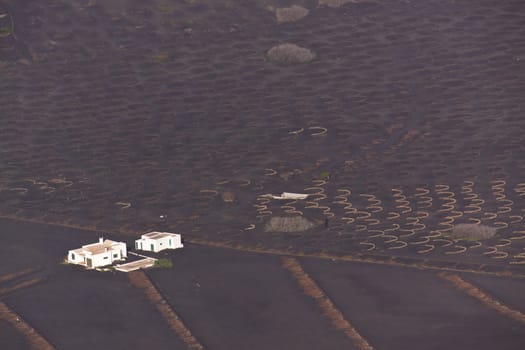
left=1, top=218, right=525, bottom=349
left=0, top=319, right=29, bottom=350
left=147, top=245, right=357, bottom=350
left=300, top=258, right=525, bottom=350
left=1, top=0, right=525, bottom=348
left=457, top=274, right=525, bottom=316
left=1, top=0, right=525, bottom=268
left=0, top=218, right=127, bottom=275
left=4, top=267, right=187, bottom=350
left=0, top=219, right=183, bottom=350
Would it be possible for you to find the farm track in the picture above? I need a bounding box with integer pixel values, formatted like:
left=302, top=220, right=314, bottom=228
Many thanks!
left=189, top=237, right=525, bottom=279
left=0, top=267, right=49, bottom=348
left=1, top=0, right=525, bottom=281
left=2, top=214, right=525, bottom=279
left=0, top=302, right=55, bottom=350
left=0, top=277, right=45, bottom=296
left=282, top=257, right=374, bottom=350
left=0, top=266, right=46, bottom=297
left=1, top=218, right=524, bottom=349
left=128, top=270, right=205, bottom=350
left=438, top=273, right=525, bottom=324
left=2, top=0, right=525, bottom=348
left=0, top=267, right=41, bottom=284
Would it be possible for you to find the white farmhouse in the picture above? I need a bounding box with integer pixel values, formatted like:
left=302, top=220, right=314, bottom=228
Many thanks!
left=135, top=231, right=183, bottom=252
left=68, top=237, right=127, bottom=269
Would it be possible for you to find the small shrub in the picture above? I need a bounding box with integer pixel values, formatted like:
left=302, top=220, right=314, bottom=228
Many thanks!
left=221, top=191, right=236, bottom=203
left=279, top=169, right=302, bottom=181
left=275, top=5, right=309, bottom=23
left=267, top=43, right=316, bottom=64
left=154, top=258, right=173, bottom=268
left=0, top=26, right=12, bottom=38
left=320, top=171, right=331, bottom=180
left=157, top=4, right=175, bottom=13
left=449, top=224, right=498, bottom=241
left=265, top=216, right=317, bottom=232
left=318, top=0, right=353, bottom=8
left=152, top=53, right=169, bottom=62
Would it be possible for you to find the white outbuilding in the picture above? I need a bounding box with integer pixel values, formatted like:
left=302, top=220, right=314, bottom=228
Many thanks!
left=68, top=237, right=127, bottom=269
left=135, top=231, right=183, bottom=252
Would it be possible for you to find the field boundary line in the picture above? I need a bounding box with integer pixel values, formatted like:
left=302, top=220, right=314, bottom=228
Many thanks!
left=0, top=277, right=45, bottom=296
left=1, top=214, right=525, bottom=279
left=127, top=270, right=204, bottom=350
left=0, top=267, right=41, bottom=284
left=0, top=213, right=137, bottom=235
left=438, top=272, right=525, bottom=324
left=188, top=238, right=525, bottom=279
left=0, top=301, right=55, bottom=350
left=282, top=257, right=374, bottom=350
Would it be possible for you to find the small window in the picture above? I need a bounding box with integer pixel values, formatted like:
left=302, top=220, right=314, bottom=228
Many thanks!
left=113, top=254, right=118, bottom=258
left=104, top=256, right=108, bottom=259
left=71, top=253, right=75, bottom=260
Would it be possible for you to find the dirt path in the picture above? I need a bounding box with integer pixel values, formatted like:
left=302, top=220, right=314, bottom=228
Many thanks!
left=128, top=270, right=205, bottom=350
left=0, top=302, right=55, bottom=350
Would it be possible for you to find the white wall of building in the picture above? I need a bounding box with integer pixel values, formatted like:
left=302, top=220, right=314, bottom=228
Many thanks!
left=112, top=242, right=128, bottom=259
left=67, top=250, right=83, bottom=264
left=135, top=233, right=183, bottom=252
left=167, top=234, right=183, bottom=249
left=67, top=240, right=127, bottom=268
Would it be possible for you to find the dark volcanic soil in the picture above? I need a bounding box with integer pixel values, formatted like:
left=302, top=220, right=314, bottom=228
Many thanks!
left=0, top=218, right=181, bottom=349
left=1, top=0, right=525, bottom=267
left=1, top=218, right=525, bottom=349
left=147, top=245, right=357, bottom=350
left=2, top=0, right=525, bottom=346
left=4, top=266, right=186, bottom=350
left=460, top=274, right=525, bottom=313
left=0, top=319, right=29, bottom=350
left=301, top=258, right=525, bottom=350
left=0, top=218, right=133, bottom=275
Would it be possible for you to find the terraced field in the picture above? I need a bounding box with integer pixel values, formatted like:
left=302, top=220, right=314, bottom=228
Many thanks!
left=1, top=0, right=525, bottom=348
left=2, top=219, right=525, bottom=349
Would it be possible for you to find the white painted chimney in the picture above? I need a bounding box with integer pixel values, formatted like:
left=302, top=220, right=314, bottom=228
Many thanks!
left=99, top=237, right=104, bottom=244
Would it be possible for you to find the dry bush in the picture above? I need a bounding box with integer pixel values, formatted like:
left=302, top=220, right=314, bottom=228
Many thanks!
left=264, top=216, right=316, bottom=232
left=279, top=168, right=302, bottom=181
left=275, top=5, right=309, bottom=23
left=450, top=223, right=497, bottom=240
left=267, top=43, right=316, bottom=64
left=318, top=0, right=354, bottom=8
left=221, top=191, right=235, bottom=203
